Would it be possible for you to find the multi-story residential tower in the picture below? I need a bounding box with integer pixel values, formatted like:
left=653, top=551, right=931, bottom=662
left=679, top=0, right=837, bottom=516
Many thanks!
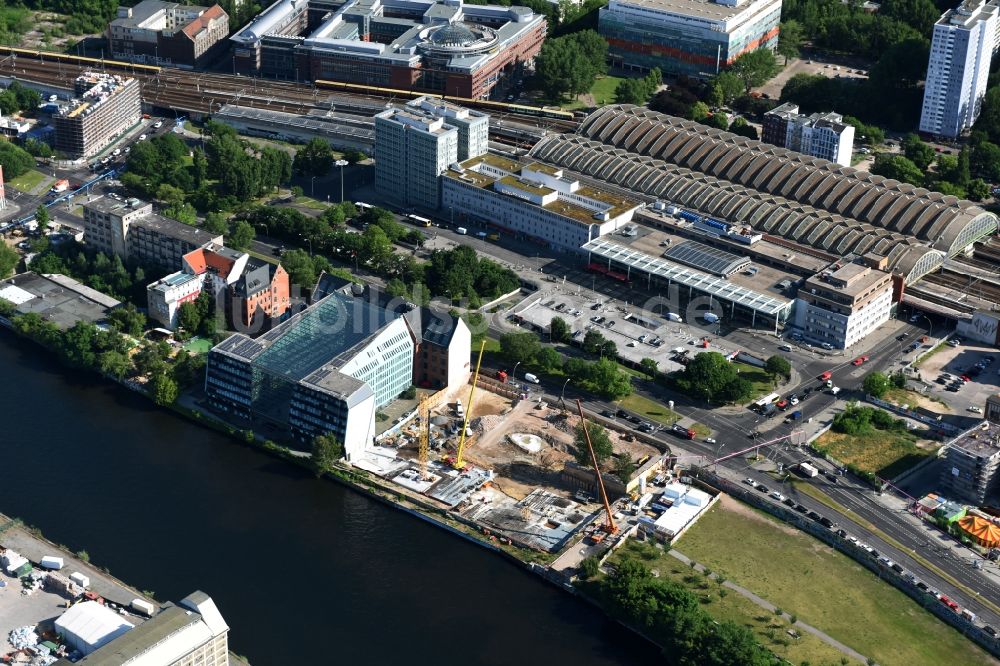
left=407, top=96, right=489, bottom=161
left=52, top=73, right=142, bottom=159
left=108, top=0, right=230, bottom=68
left=375, top=107, right=459, bottom=209
left=919, top=0, right=998, bottom=138
left=599, top=0, right=781, bottom=79
left=762, top=103, right=855, bottom=166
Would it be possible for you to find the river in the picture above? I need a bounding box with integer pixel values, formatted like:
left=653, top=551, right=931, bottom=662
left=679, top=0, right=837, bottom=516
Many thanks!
left=0, top=332, right=658, bottom=666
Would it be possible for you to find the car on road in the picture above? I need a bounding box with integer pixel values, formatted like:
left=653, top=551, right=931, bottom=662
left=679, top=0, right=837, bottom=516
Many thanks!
left=790, top=397, right=800, bottom=406
left=139, top=134, right=147, bottom=141
left=825, top=473, right=839, bottom=484
left=743, top=477, right=756, bottom=486
left=852, top=355, right=869, bottom=366
left=628, top=415, right=642, bottom=425
left=590, top=303, right=601, bottom=310
left=948, top=338, right=961, bottom=347
left=779, top=344, right=792, bottom=352
left=968, top=406, right=983, bottom=414
left=607, top=320, right=616, bottom=328
left=820, top=342, right=834, bottom=350
left=896, top=333, right=908, bottom=341
left=770, top=491, right=786, bottom=501
left=601, top=410, right=615, bottom=418
left=777, top=399, right=789, bottom=410
left=783, top=497, right=796, bottom=507
left=153, top=120, right=163, bottom=129
left=985, top=626, right=998, bottom=637
left=794, top=504, right=808, bottom=513
left=819, top=371, right=832, bottom=382
left=616, top=409, right=629, bottom=418
left=939, top=595, right=960, bottom=612
left=704, top=437, right=716, bottom=444
left=756, top=485, right=770, bottom=494
left=960, top=375, right=972, bottom=382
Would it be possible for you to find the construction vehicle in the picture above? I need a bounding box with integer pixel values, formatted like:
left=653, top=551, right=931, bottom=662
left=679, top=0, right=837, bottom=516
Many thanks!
left=417, top=395, right=430, bottom=479
left=453, top=340, right=486, bottom=470
left=576, top=399, right=618, bottom=537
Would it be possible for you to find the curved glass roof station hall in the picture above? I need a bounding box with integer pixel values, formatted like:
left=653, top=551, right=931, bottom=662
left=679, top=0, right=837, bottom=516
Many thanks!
left=582, top=238, right=793, bottom=333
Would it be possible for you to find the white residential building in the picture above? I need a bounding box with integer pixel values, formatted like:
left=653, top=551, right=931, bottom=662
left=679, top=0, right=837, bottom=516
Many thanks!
left=441, top=154, right=642, bottom=252
left=762, top=103, right=855, bottom=166
left=794, top=261, right=894, bottom=349
left=920, top=0, right=998, bottom=138
left=375, top=108, right=459, bottom=211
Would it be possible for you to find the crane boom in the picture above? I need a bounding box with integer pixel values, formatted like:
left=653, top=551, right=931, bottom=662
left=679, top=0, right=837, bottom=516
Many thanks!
left=454, top=339, right=485, bottom=469
left=418, top=395, right=430, bottom=479
left=576, top=399, right=617, bottom=535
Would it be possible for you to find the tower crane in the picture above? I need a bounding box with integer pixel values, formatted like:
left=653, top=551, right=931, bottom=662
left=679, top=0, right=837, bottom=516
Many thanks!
left=418, top=394, right=430, bottom=479
left=576, top=399, right=617, bottom=536
left=453, top=340, right=486, bottom=470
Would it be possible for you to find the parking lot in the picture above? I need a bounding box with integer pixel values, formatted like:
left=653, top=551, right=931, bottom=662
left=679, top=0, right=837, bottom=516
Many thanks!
left=511, top=286, right=743, bottom=371
left=917, top=339, right=1000, bottom=415
left=753, top=54, right=870, bottom=101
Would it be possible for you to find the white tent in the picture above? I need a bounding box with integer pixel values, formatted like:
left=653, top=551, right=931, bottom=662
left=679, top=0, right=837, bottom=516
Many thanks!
left=55, top=601, right=134, bottom=655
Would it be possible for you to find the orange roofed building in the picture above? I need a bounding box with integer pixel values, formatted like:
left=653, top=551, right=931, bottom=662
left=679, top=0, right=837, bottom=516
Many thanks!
left=147, top=245, right=290, bottom=331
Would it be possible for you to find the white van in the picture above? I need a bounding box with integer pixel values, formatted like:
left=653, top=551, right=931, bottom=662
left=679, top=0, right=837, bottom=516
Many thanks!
left=524, top=373, right=540, bottom=384
left=456, top=227, right=467, bottom=235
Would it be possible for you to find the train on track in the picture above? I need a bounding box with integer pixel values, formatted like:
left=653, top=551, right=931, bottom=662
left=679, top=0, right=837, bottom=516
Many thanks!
left=313, top=79, right=577, bottom=121
left=0, top=45, right=162, bottom=75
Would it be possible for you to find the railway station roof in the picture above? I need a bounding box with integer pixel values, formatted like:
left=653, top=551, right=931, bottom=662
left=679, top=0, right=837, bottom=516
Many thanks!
left=583, top=238, right=792, bottom=316
left=529, top=105, right=999, bottom=280
left=662, top=240, right=750, bottom=277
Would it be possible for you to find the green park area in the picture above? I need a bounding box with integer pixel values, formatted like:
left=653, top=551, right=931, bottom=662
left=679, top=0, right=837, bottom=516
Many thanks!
left=675, top=500, right=994, bottom=666
left=732, top=361, right=776, bottom=399
left=8, top=169, right=52, bottom=194
left=607, top=540, right=849, bottom=666
left=813, top=405, right=936, bottom=479
left=182, top=337, right=213, bottom=354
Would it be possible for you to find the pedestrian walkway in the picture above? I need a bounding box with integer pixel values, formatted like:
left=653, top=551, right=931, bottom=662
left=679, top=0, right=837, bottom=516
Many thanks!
left=667, top=548, right=870, bottom=664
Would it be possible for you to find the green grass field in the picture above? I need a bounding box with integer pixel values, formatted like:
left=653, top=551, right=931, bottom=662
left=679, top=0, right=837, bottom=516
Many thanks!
left=609, top=540, right=851, bottom=666
left=8, top=170, right=52, bottom=194
left=182, top=337, right=213, bottom=354
left=619, top=393, right=711, bottom=437
left=732, top=362, right=776, bottom=399
left=675, top=500, right=997, bottom=666
left=560, top=75, right=626, bottom=110
left=813, top=429, right=933, bottom=478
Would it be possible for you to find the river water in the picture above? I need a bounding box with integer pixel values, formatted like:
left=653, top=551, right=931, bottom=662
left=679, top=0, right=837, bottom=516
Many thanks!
left=0, top=332, right=657, bottom=666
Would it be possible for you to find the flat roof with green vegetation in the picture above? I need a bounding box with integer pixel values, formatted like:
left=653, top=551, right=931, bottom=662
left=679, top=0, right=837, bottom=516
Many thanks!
left=461, top=153, right=519, bottom=172
left=607, top=540, right=851, bottom=666
left=675, top=499, right=996, bottom=666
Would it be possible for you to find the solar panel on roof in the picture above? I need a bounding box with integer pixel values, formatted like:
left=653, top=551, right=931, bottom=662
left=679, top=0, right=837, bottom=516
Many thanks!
left=662, top=241, right=750, bottom=277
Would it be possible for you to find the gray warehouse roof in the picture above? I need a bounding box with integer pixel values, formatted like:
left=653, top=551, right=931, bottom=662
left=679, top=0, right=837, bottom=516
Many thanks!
left=662, top=240, right=750, bottom=277
left=530, top=105, right=999, bottom=282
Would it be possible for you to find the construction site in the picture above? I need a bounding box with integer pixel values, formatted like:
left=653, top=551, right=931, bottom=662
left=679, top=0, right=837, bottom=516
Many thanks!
left=351, top=347, right=672, bottom=554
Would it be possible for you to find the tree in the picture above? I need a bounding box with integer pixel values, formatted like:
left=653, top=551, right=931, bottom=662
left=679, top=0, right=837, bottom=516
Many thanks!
left=712, top=71, right=744, bottom=106
left=967, top=178, right=990, bottom=201
left=536, top=347, right=562, bottom=372
left=550, top=316, right=570, bottom=342
left=582, top=329, right=607, bottom=355
left=0, top=141, right=35, bottom=179
left=676, top=351, right=749, bottom=403
left=729, top=117, right=759, bottom=140
left=228, top=220, right=255, bottom=250
left=764, top=355, right=791, bottom=382
left=311, top=432, right=343, bottom=476
left=151, top=373, right=179, bottom=406
left=871, top=154, right=924, bottom=186
left=971, top=141, right=1000, bottom=180
left=613, top=452, right=636, bottom=481
left=640, top=357, right=658, bottom=379
left=729, top=49, right=779, bottom=94
left=587, top=357, right=632, bottom=399
left=862, top=371, right=891, bottom=398
left=293, top=138, right=334, bottom=177
left=499, top=331, right=541, bottom=366
left=535, top=31, right=608, bottom=100
left=579, top=556, right=601, bottom=579
left=203, top=211, right=229, bottom=235
left=0, top=242, right=18, bottom=278
left=776, top=20, right=804, bottom=64
left=171, top=351, right=206, bottom=388
left=573, top=420, right=614, bottom=467
left=705, top=111, right=729, bottom=130
left=107, top=303, right=146, bottom=337
left=98, top=350, right=131, bottom=380
left=177, top=301, right=202, bottom=334
left=35, top=205, right=49, bottom=231
left=903, top=133, right=935, bottom=170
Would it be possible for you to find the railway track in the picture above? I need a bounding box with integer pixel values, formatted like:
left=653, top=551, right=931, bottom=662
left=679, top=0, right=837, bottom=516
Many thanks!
left=923, top=268, right=1000, bottom=306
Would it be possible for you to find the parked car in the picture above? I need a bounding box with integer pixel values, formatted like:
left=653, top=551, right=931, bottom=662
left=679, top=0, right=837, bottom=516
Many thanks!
left=820, top=342, right=834, bottom=350
left=968, top=406, right=983, bottom=414
left=743, top=477, right=756, bottom=486
left=783, top=497, right=796, bottom=507
left=770, top=491, right=786, bottom=502
left=756, top=485, right=770, bottom=494
left=852, top=355, right=869, bottom=366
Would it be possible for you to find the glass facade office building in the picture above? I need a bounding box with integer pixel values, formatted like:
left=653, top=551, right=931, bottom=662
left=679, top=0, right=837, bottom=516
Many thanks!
left=205, top=292, right=414, bottom=456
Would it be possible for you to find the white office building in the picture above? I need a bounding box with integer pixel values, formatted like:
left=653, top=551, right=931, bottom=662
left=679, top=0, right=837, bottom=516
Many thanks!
left=374, top=97, right=489, bottom=210
left=794, top=262, right=894, bottom=349
left=919, top=0, right=998, bottom=138
left=441, top=154, right=642, bottom=252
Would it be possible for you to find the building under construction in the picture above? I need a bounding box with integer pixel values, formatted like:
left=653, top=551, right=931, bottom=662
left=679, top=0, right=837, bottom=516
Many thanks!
left=52, top=72, right=142, bottom=159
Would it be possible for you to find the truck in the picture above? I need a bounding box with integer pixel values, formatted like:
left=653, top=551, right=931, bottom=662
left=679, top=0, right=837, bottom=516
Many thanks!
left=50, top=179, right=69, bottom=193
left=670, top=424, right=695, bottom=440
left=799, top=462, right=819, bottom=478
left=703, top=312, right=719, bottom=324
left=667, top=312, right=683, bottom=323
left=788, top=410, right=803, bottom=421
left=524, top=372, right=540, bottom=384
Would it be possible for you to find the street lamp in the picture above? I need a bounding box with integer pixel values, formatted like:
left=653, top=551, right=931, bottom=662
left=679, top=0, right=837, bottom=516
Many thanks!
left=310, top=175, right=317, bottom=199
left=301, top=235, right=313, bottom=256
left=335, top=159, right=348, bottom=203
left=560, top=378, right=571, bottom=404
left=512, top=361, right=521, bottom=382
left=920, top=314, right=933, bottom=338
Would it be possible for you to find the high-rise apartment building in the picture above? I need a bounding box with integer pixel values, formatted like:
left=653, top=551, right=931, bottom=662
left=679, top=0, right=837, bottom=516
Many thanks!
left=761, top=103, right=855, bottom=166
left=919, top=0, right=998, bottom=138
left=52, top=73, right=142, bottom=159
left=599, top=0, right=781, bottom=79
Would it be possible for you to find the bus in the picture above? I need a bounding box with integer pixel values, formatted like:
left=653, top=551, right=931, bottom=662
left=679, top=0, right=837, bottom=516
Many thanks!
left=753, top=392, right=780, bottom=411
left=355, top=201, right=373, bottom=212
left=407, top=214, right=432, bottom=227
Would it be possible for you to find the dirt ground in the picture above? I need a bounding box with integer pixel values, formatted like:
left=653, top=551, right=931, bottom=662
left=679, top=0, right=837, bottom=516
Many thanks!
left=716, top=493, right=799, bottom=536
left=19, top=13, right=96, bottom=50
left=455, top=391, right=661, bottom=500
left=753, top=54, right=870, bottom=100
